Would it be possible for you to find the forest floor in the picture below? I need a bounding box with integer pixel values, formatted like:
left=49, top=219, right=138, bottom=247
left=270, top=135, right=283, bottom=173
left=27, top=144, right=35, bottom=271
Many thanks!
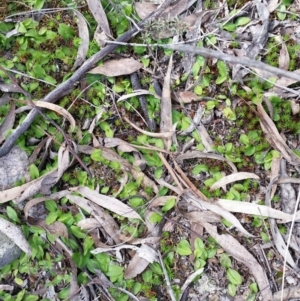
left=0, top=0, right=300, bottom=300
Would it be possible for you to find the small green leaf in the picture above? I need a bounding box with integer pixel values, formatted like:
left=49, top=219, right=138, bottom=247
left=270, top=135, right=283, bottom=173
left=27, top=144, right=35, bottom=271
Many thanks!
left=107, top=265, right=124, bottom=282
left=83, top=236, right=94, bottom=255
left=58, top=23, right=74, bottom=39
left=6, top=206, right=20, bottom=223
left=162, top=198, right=176, bottom=212
left=277, top=4, right=286, bottom=21
left=101, top=186, right=110, bottom=194
left=133, top=282, right=142, bottom=294
left=192, top=164, right=209, bottom=175
left=250, top=282, right=258, bottom=293
left=227, top=268, right=243, bottom=285
left=176, top=239, right=192, bottom=256
left=141, top=57, right=150, bottom=67
left=18, top=22, right=27, bottom=33
left=149, top=212, right=162, bottom=223
left=29, top=164, right=39, bottom=179
left=222, top=23, right=237, bottom=32
left=220, top=253, right=231, bottom=269
left=46, top=211, right=59, bottom=225
left=223, top=107, right=236, bottom=121
left=239, top=134, right=249, bottom=145
left=227, top=283, right=237, bottom=297
left=142, top=270, right=153, bottom=283
left=91, top=149, right=104, bottom=162
left=260, top=232, right=270, bottom=243
left=70, top=225, right=87, bottom=239
left=45, top=200, right=57, bottom=212
left=194, top=237, right=205, bottom=249
left=244, top=145, right=256, bottom=156
left=192, top=61, right=201, bottom=77
left=15, top=278, right=24, bottom=286
left=206, top=101, right=216, bottom=110
left=236, top=17, right=251, bottom=27
left=194, top=85, right=203, bottom=95
left=154, top=167, right=163, bottom=179
left=150, top=262, right=163, bottom=275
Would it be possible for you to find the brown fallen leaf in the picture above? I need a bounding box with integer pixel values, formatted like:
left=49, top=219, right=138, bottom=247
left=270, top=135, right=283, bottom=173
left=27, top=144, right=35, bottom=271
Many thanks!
left=203, top=223, right=273, bottom=301
left=19, top=100, right=76, bottom=133
left=176, top=150, right=238, bottom=173
left=86, top=0, right=111, bottom=36
left=279, top=38, right=290, bottom=71
left=182, top=191, right=254, bottom=237
left=66, top=194, right=122, bottom=245
left=173, top=91, right=199, bottom=104
left=88, top=58, right=143, bottom=77
left=0, top=101, right=15, bottom=144
left=216, top=199, right=296, bottom=222
left=27, top=217, right=68, bottom=238
left=148, top=196, right=177, bottom=208
left=210, top=172, right=259, bottom=191
left=160, top=52, right=173, bottom=151
left=124, top=244, right=158, bottom=279
left=0, top=217, right=31, bottom=256
left=24, top=190, right=70, bottom=219
left=134, top=2, right=157, bottom=19
left=183, top=211, right=222, bottom=224
left=72, top=11, right=89, bottom=70
left=73, top=186, right=143, bottom=220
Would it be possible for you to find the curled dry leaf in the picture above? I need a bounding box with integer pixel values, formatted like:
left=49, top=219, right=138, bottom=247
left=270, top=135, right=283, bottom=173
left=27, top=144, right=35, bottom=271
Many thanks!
left=265, top=174, right=298, bottom=269
left=27, top=216, right=68, bottom=238
left=182, top=191, right=254, bottom=237
left=24, top=190, right=70, bottom=219
left=210, top=172, right=259, bottom=191
left=124, top=244, right=158, bottom=279
left=73, top=186, right=143, bottom=220
left=176, top=150, right=238, bottom=173
left=72, top=11, right=89, bottom=70
left=279, top=38, right=290, bottom=71
left=0, top=170, right=53, bottom=204
left=203, top=223, right=273, bottom=301
left=56, top=144, right=70, bottom=179
left=66, top=194, right=122, bottom=244
left=77, top=218, right=101, bottom=230
left=15, top=171, right=58, bottom=204
left=86, top=0, right=111, bottom=36
left=183, top=211, right=222, bottom=224
left=257, top=103, right=300, bottom=165
left=104, top=137, right=140, bottom=153
left=124, top=116, right=174, bottom=139
left=0, top=217, right=31, bottom=256
left=148, top=196, right=177, bottom=208
left=22, top=100, right=76, bottom=133
left=160, top=51, right=173, bottom=151
left=134, top=2, right=157, bottom=19
left=88, top=58, right=142, bottom=77
left=217, top=199, right=296, bottom=223
left=117, top=90, right=160, bottom=103
left=0, top=101, right=15, bottom=144
left=173, top=91, right=199, bottom=103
